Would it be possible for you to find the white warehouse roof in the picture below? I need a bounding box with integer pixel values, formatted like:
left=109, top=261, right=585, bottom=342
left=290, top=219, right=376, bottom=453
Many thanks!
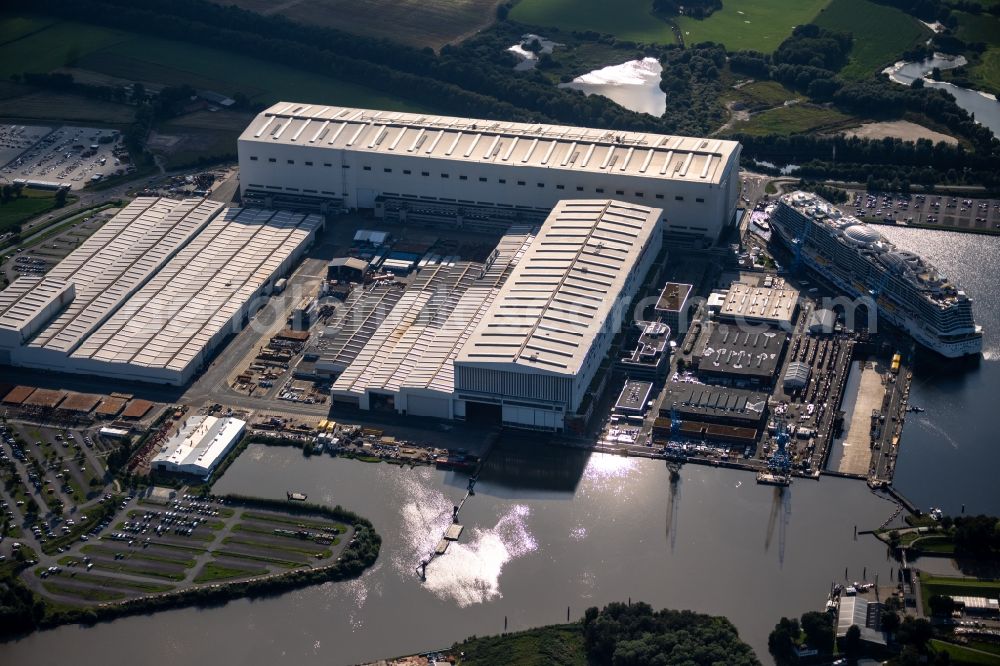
left=0, top=198, right=323, bottom=385
left=456, top=199, right=661, bottom=376
left=152, top=416, right=246, bottom=476
left=332, top=227, right=535, bottom=400
left=240, top=103, right=739, bottom=185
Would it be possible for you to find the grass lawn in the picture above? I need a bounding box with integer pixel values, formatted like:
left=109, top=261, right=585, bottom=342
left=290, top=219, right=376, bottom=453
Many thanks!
left=242, top=512, right=345, bottom=533
left=510, top=0, right=675, bottom=44
left=732, top=81, right=800, bottom=110
left=919, top=573, right=1000, bottom=613
left=733, top=104, right=856, bottom=135
left=814, top=0, right=930, bottom=79
left=193, top=561, right=265, bottom=583
left=676, top=0, right=831, bottom=53
left=212, top=550, right=304, bottom=569
left=930, top=640, right=1000, bottom=666
left=43, top=581, right=126, bottom=602
left=454, top=624, right=587, bottom=666
left=0, top=190, right=63, bottom=236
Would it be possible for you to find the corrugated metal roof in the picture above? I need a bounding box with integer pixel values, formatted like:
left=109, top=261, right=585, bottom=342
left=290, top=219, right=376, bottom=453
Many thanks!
left=331, top=227, right=535, bottom=397
left=240, top=103, right=738, bottom=185
left=456, top=200, right=660, bottom=376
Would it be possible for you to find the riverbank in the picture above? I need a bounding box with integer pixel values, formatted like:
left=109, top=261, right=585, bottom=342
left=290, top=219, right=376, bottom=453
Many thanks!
left=0, top=494, right=381, bottom=641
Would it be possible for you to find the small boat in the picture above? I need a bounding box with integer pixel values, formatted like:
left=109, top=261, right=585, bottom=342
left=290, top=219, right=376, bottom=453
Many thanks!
left=756, top=471, right=791, bottom=487
left=907, top=405, right=925, bottom=413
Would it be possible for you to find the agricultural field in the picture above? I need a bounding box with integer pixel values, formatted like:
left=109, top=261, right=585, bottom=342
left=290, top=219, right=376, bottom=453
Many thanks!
left=814, top=0, right=930, bottom=80
left=954, top=11, right=1000, bottom=94
left=510, top=0, right=675, bottom=44
left=675, top=0, right=831, bottom=53
left=731, top=103, right=856, bottom=136
left=0, top=80, right=134, bottom=126
left=0, top=14, right=425, bottom=111
left=213, top=0, right=505, bottom=50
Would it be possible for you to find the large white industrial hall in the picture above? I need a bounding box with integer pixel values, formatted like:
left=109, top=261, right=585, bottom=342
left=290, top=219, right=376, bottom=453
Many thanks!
left=238, top=103, right=741, bottom=244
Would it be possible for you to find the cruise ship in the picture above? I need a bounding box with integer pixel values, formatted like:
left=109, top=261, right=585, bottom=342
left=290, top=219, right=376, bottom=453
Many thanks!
left=770, top=192, right=982, bottom=358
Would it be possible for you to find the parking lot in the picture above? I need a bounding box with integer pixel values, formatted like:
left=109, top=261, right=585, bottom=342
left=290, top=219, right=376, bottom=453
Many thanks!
left=5, top=207, right=117, bottom=280
left=845, top=190, right=1000, bottom=232
left=1, top=422, right=112, bottom=524
left=0, top=124, right=129, bottom=189
left=0, top=124, right=51, bottom=168
left=23, top=494, right=353, bottom=605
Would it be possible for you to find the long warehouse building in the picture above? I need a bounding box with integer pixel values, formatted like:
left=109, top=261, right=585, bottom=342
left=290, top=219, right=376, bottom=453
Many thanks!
left=0, top=197, right=322, bottom=385
left=238, top=103, right=741, bottom=244
left=455, top=199, right=663, bottom=430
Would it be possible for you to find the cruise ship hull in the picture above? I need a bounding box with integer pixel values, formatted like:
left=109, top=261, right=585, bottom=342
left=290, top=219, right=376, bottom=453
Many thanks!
left=770, top=217, right=982, bottom=359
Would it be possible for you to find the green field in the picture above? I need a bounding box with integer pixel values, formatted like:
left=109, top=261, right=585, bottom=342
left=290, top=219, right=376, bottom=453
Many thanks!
left=676, top=0, right=831, bottom=53
left=193, top=562, right=266, bottom=583
left=732, top=103, right=856, bottom=135
left=919, top=573, right=1000, bottom=615
left=930, top=640, right=1000, bottom=666
left=814, top=0, right=930, bottom=79
left=509, top=0, right=675, bottom=44
left=730, top=80, right=800, bottom=111
left=954, top=11, right=1000, bottom=94
left=0, top=14, right=56, bottom=45
left=0, top=190, right=62, bottom=235
left=0, top=14, right=426, bottom=110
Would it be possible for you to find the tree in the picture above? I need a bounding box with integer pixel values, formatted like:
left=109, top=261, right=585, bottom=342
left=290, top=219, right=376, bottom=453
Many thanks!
left=54, top=188, right=68, bottom=208
left=911, top=77, right=925, bottom=89
left=768, top=616, right=800, bottom=665
left=880, top=609, right=900, bottom=635
left=131, top=82, right=146, bottom=104
left=800, top=611, right=834, bottom=653
left=896, top=616, right=933, bottom=651
left=844, top=624, right=862, bottom=660
left=928, top=594, right=955, bottom=617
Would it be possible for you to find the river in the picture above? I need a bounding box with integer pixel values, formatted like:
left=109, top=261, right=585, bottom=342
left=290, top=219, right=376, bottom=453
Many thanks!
left=3, top=442, right=904, bottom=664
left=3, top=232, right=994, bottom=666
left=877, top=226, right=1000, bottom=515
left=884, top=55, right=1000, bottom=137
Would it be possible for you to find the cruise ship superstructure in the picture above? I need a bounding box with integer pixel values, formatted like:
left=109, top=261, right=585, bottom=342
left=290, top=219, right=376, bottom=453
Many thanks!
left=771, top=192, right=982, bottom=358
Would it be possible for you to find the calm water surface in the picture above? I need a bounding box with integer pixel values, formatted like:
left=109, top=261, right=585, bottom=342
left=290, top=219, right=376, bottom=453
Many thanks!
left=3, top=230, right=993, bottom=666
left=877, top=227, right=999, bottom=514
left=3, top=443, right=903, bottom=664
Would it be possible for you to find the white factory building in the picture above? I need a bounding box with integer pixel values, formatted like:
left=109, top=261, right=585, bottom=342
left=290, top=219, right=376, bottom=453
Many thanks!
left=238, top=103, right=741, bottom=244
left=152, top=416, right=246, bottom=477
left=327, top=199, right=663, bottom=431
left=0, top=197, right=322, bottom=385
